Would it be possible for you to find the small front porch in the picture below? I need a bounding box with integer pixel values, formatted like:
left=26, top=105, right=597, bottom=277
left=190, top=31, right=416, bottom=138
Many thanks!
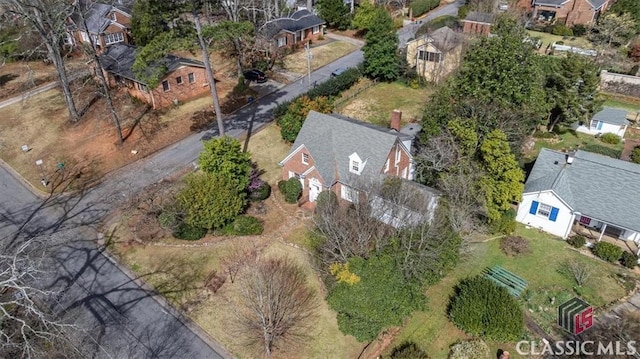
left=572, top=221, right=640, bottom=256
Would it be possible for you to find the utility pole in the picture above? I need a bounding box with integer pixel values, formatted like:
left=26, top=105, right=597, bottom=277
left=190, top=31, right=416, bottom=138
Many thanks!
left=306, top=42, right=312, bottom=89
left=350, top=0, right=354, bottom=14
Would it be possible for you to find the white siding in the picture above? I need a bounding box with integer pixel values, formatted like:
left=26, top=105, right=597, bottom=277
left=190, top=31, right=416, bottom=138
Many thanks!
left=575, top=122, right=627, bottom=137
left=516, top=191, right=574, bottom=239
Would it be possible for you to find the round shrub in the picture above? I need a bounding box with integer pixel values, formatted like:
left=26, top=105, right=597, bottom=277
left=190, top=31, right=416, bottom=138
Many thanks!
left=620, top=251, right=638, bottom=269
left=390, top=342, right=429, bottom=359
left=567, top=235, right=586, bottom=248
left=630, top=146, right=640, bottom=164
left=173, top=222, right=207, bottom=241
left=220, top=215, right=264, bottom=236
left=250, top=182, right=271, bottom=201
left=491, top=209, right=517, bottom=235
left=572, top=24, right=587, bottom=36
left=448, top=338, right=490, bottom=359
left=278, top=178, right=302, bottom=203
left=158, top=210, right=178, bottom=230
left=448, top=276, right=524, bottom=341
left=500, top=236, right=531, bottom=257
left=600, top=133, right=621, bottom=145
left=593, top=241, right=623, bottom=262
left=552, top=24, right=573, bottom=36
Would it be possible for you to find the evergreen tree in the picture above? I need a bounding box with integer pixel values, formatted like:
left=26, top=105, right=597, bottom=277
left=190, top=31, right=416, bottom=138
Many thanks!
left=317, top=0, right=351, bottom=30
left=362, top=9, right=399, bottom=81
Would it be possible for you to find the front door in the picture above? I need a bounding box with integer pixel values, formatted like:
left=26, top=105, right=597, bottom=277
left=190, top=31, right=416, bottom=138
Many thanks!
left=309, top=179, right=321, bottom=202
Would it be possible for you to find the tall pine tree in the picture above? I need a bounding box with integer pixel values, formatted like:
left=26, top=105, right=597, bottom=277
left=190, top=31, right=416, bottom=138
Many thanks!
left=362, top=9, right=399, bottom=81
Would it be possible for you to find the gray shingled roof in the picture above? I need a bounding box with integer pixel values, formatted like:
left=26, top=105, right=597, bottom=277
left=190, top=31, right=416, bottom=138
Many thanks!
left=98, top=44, right=205, bottom=84
left=592, top=107, right=629, bottom=126
left=532, top=0, right=570, bottom=6
left=282, top=111, right=411, bottom=188
left=525, top=148, right=640, bottom=232
left=462, top=11, right=496, bottom=24
left=72, top=1, right=131, bottom=34
left=425, top=26, right=464, bottom=52
left=261, top=10, right=326, bottom=39
left=586, top=0, right=607, bottom=9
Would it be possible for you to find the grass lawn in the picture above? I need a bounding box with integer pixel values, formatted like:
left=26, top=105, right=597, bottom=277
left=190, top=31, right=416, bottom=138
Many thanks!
left=283, top=41, right=359, bottom=75
left=526, top=30, right=593, bottom=50
left=391, top=225, right=634, bottom=359
left=335, top=81, right=432, bottom=126
left=603, top=96, right=640, bottom=113
left=524, top=127, right=624, bottom=162
left=244, top=123, right=292, bottom=185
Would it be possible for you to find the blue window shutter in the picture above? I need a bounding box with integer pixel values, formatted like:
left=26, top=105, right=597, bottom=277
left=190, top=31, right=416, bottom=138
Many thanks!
left=597, top=121, right=603, bottom=130
left=529, top=201, right=539, bottom=215
left=549, top=207, right=559, bottom=222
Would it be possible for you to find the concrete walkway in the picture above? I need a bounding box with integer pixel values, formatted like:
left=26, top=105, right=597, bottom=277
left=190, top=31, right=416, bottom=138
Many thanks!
left=597, top=287, right=640, bottom=324
left=325, top=32, right=365, bottom=47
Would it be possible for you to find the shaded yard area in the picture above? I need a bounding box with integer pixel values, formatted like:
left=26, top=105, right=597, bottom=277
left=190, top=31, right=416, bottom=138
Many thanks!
left=526, top=30, right=593, bottom=52
left=282, top=40, right=359, bottom=76
left=389, top=226, right=635, bottom=359
left=0, top=58, right=87, bottom=100
left=243, top=123, right=292, bottom=185
left=335, top=80, right=432, bottom=127
left=524, top=127, right=624, bottom=162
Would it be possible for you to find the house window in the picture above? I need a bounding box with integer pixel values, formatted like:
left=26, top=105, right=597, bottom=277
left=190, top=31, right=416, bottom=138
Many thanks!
left=590, top=120, right=603, bottom=130
left=418, top=50, right=442, bottom=63
left=395, top=148, right=401, bottom=164
left=350, top=160, right=360, bottom=174
left=162, top=80, right=170, bottom=92
left=104, top=32, right=124, bottom=45
left=302, top=153, right=309, bottom=165
left=110, top=12, right=117, bottom=21
left=136, top=82, right=148, bottom=92
left=80, top=31, right=90, bottom=43
left=312, top=25, right=320, bottom=34
left=384, top=159, right=389, bottom=173
left=341, top=185, right=358, bottom=203
left=188, top=72, right=195, bottom=83
left=176, top=76, right=183, bottom=84
left=277, top=36, right=287, bottom=47
left=529, top=201, right=559, bottom=222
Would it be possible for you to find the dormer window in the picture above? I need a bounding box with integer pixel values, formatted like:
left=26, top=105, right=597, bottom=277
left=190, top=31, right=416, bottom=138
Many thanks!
left=110, top=12, right=117, bottom=21
left=302, top=153, right=309, bottom=165
left=348, top=152, right=365, bottom=175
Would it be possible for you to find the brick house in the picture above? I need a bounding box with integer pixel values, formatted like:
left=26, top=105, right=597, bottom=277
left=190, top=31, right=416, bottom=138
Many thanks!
left=528, top=0, right=609, bottom=26
left=406, top=26, right=464, bottom=84
left=460, top=11, right=496, bottom=36
left=67, top=0, right=133, bottom=50
left=260, top=9, right=326, bottom=50
left=98, top=44, right=210, bottom=109
left=278, top=110, right=439, bottom=221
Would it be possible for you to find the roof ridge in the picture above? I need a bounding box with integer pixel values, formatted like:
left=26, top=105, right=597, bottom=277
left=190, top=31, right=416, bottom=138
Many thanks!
left=576, top=151, right=640, bottom=174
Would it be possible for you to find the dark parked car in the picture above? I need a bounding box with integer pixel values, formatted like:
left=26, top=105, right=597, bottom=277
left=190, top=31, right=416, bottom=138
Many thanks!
left=330, top=67, right=347, bottom=77
left=243, top=69, right=268, bottom=83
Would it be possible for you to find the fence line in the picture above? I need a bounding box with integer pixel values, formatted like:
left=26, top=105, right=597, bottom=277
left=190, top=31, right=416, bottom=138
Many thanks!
left=333, top=79, right=378, bottom=109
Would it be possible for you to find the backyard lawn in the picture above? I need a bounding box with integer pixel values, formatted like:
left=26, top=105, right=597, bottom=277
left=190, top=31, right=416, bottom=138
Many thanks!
left=335, top=81, right=432, bottom=127
left=524, top=126, right=624, bottom=162
left=526, top=30, right=593, bottom=51
left=282, top=40, right=359, bottom=75
left=389, top=225, right=635, bottom=359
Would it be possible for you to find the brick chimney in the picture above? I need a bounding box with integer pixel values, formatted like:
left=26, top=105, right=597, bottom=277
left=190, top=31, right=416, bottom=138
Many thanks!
left=390, top=109, right=402, bottom=131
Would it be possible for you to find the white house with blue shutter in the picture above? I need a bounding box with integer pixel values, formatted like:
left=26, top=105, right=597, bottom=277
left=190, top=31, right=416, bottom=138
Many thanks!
left=516, top=148, right=640, bottom=253
left=573, top=107, right=629, bottom=138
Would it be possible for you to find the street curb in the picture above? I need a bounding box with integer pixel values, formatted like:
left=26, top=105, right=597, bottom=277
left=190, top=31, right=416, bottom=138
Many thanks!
left=0, top=157, right=48, bottom=199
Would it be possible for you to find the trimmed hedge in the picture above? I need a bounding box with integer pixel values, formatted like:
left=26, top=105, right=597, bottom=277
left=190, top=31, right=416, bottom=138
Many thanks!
left=173, top=222, right=207, bottom=241
left=630, top=146, right=640, bottom=164
left=219, top=215, right=264, bottom=236
left=600, top=133, right=621, bottom=145
left=593, top=241, right=623, bottom=262
left=249, top=183, right=271, bottom=201
left=390, top=342, right=430, bottom=359
left=278, top=178, right=302, bottom=203
left=581, top=144, right=621, bottom=159
left=620, top=251, right=638, bottom=269
left=567, top=234, right=586, bottom=248
left=410, top=0, right=440, bottom=17
left=448, top=276, right=524, bottom=341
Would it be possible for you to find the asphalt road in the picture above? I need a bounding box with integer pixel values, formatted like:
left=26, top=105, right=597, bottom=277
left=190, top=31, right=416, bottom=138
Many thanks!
left=0, top=49, right=364, bottom=358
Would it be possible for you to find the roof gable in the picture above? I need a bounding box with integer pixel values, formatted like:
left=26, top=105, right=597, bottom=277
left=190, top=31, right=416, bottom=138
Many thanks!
left=524, top=148, right=640, bottom=232
left=282, top=111, right=412, bottom=187
left=261, top=10, right=326, bottom=39
left=592, top=107, right=629, bottom=126
left=462, top=11, right=496, bottom=24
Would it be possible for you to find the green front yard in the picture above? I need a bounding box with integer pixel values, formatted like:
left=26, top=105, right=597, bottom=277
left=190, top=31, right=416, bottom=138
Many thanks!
left=391, top=226, right=635, bottom=359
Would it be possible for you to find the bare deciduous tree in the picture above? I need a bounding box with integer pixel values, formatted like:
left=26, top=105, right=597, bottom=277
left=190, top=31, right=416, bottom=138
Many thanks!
left=1, top=0, right=80, bottom=121
left=221, top=243, right=257, bottom=283
left=559, top=260, right=593, bottom=287
left=234, top=258, right=317, bottom=356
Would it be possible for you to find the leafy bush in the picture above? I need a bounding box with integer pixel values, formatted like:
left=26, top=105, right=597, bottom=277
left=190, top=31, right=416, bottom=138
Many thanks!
left=567, top=234, right=586, bottom=248
left=316, top=190, right=338, bottom=210
left=273, top=99, right=293, bottom=120
left=533, top=130, right=557, bottom=139
left=173, top=222, right=207, bottom=240
left=457, top=5, right=469, bottom=20
left=600, top=133, right=621, bottom=145
left=250, top=183, right=271, bottom=201
left=500, top=236, right=531, bottom=257
left=448, top=339, right=490, bottom=359
left=415, top=15, right=459, bottom=37
left=327, top=255, right=425, bottom=342
left=277, top=96, right=333, bottom=142
left=581, top=144, right=621, bottom=158
left=631, top=146, right=640, bottom=164
left=552, top=24, right=573, bottom=36
left=410, top=0, right=440, bottom=17
left=198, top=137, right=252, bottom=191
left=593, top=241, right=623, bottom=262
left=556, top=40, right=565, bottom=45
left=491, top=209, right=517, bottom=235
left=278, top=178, right=303, bottom=203
left=307, top=67, right=361, bottom=99
left=620, top=251, right=638, bottom=269
left=448, top=276, right=524, bottom=341
left=572, top=24, right=587, bottom=36
left=219, top=215, right=264, bottom=236
left=158, top=210, right=178, bottom=230
left=390, top=342, right=430, bottom=359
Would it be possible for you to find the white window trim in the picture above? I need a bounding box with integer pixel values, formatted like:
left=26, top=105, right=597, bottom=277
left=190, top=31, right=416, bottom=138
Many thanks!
left=277, top=36, right=287, bottom=47
left=537, top=203, right=552, bottom=218
left=136, top=82, right=148, bottom=93
left=104, top=32, right=124, bottom=45
left=340, top=185, right=358, bottom=203
left=188, top=72, right=195, bottom=83
left=162, top=80, right=170, bottom=92
left=350, top=160, right=360, bottom=174
left=395, top=147, right=401, bottom=165
left=302, top=153, right=309, bottom=165
left=312, top=25, right=320, bottom=34
left=176, top=76, right=183, bottom=84
left=384, top=159, right=389, bottom=173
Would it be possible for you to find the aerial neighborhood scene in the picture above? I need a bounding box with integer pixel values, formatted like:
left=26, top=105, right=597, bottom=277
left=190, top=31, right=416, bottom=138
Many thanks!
left=3, top=0, right=640, bottom=357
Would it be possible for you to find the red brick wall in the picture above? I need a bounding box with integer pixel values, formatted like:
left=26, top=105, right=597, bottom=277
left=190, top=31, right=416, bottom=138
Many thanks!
left=111, top=11, right=131, bottom=27
left=280, top=145, right=326, bottom=201
left=273, top=27, right=323, bottom=50
left=384, top=141, right=413, bottom=180
left=534, top=0, right=608, bottom=26
left=462, top=21, right=492, bottom=35
left=149, top=66, right=210, bottom=109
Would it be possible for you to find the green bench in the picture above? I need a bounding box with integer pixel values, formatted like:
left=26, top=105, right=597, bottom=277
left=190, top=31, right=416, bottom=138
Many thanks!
left=483, top=265, right=528, bottom=297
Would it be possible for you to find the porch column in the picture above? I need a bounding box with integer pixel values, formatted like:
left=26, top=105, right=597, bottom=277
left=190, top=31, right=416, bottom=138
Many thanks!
left=598, top=223, right=607, bottom=242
